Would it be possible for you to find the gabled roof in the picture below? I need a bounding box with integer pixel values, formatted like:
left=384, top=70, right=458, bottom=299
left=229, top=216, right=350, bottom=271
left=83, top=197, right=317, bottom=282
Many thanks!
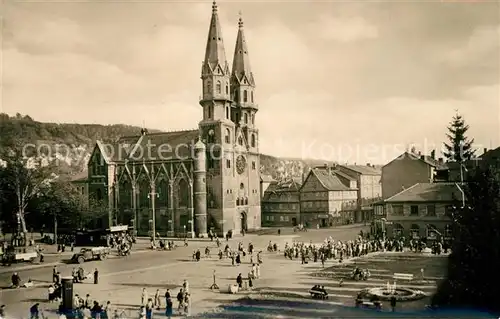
left=96, top=130, right=199, bottom=163
left=340, top=165, right=381, bottom=176
left=385, top=182, right=462, bottom=203
left=333, top=170, right=357, bottom=181
left=304, top=167, right=351, bottom=191
left=384, top=152, right=447, bottom=169
left=260, top=174, right=274, bottom=182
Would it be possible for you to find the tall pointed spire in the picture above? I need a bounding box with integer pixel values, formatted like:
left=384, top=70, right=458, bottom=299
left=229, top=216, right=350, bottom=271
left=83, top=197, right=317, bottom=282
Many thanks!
left=203, top=1, right=229, bottom=74
left=231, top=12, right=255, bottom=86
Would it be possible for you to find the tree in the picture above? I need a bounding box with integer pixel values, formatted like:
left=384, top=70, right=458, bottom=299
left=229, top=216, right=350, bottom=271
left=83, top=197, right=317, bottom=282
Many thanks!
left=0, top=145, right=58, bottom=246
left=432, top=165, right=500, bottom=314
left=443, top=112, right=476, bottom=163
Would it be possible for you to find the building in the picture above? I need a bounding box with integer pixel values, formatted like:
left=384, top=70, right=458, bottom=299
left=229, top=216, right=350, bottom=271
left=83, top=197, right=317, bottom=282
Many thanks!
left=261, top=179, right=301, bottom=227
left=381, top=151, right=447, bottom=199
left=260, top=174, right=274, bottom=199
left=383, top=183, right=462, bottom=241
left=87, top=2, right=261, bottom=237
left=300, top=166, right=358, bottom=227
left=70, top=171, right=89, bottom=204
left=335, top=164, right=382, bottom=223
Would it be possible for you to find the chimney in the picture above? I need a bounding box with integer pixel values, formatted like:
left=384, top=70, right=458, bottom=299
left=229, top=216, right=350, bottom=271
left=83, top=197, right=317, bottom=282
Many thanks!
left=420, top=155, right=425, bottom=160
left=366, top=163, right=371, bottom=167
left=431, top=150, right=436, bottom=159
left=484, top=148, right=488, bottom=154
left=418, top=151, right=422, bottom=156
left=141, top=128, right=148, bottom=135
left=438, top=157, right=443, bottom=163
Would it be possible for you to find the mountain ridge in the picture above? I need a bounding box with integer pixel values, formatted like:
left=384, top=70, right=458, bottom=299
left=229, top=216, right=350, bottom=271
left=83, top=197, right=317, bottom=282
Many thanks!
left=0, top=113, right=337, bottom=180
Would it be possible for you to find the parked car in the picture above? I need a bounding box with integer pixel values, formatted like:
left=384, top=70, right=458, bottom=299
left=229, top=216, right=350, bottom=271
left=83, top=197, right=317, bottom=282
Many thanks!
left=71, top=247, right=110, bottom=264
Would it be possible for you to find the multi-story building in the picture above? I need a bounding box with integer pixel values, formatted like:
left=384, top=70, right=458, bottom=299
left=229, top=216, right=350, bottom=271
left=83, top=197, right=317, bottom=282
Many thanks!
left=383, top=183, right=461, bottom=241
left=300, top=166, right=357, bottom=227
left=335, top=164, right=382, bottom=223
left=87, top=2, right=261, bottom=237
left=381, top=151, right=447, bottom=199
left=261, top=179, right=301, bottom=227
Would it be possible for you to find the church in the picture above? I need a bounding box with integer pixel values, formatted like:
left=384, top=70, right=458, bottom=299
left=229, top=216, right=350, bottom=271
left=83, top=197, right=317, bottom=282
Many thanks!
left=86, top=1, right=261, bottom=237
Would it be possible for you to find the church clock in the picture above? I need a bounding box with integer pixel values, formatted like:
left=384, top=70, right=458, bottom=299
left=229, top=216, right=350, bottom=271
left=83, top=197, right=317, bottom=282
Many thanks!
left=236, top=155, right=246, bottom=174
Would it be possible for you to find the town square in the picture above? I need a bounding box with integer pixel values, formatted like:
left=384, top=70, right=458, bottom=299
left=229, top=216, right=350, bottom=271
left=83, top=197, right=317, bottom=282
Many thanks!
left=0, top=0, right=499, bottom=318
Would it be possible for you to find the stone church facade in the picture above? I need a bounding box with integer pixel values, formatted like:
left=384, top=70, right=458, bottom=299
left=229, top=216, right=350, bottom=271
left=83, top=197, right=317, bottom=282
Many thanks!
left=87, top=2, right=261, bottom=237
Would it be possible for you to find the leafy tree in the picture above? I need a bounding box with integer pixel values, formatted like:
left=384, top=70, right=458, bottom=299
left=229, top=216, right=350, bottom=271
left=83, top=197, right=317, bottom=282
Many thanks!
left=432, top=165, right=500, bottom=314
left=0, top=144, right=58, bottom=245
left=443, top=112, right=476, bottom=163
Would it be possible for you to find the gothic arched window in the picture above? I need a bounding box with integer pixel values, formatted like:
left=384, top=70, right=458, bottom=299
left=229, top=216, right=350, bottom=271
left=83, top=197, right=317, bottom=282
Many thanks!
left=225, top=128, right=231, bottom=143
left=157, top=179, right=168, bottom=207
left=251, top=114, right=255, bottom=124
left=238, top=136, right=243, bottom=146
left=251, top=91, right=254, bottom=103
left=178, top=179, right=189, bottom=208
left=216, top=81, right=222, bottom=94
left=225, top=106, right=229, bottom=119
left=244, top=113, right=248, bottom=124
left=251, top=134, right=256, bottom=147
left=243, top=90, right=248, bottom=102
left=225, top=84, right=229, bottom=95
left=206, top=80, right=212, bottom=94
left=119, top=179, right=131, bottom=208
left=139, top=178, right=149, bottom=207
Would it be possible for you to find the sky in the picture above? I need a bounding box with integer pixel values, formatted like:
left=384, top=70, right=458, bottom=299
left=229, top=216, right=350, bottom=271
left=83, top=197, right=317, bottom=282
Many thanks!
left=1, top=0, right=499, bottom=164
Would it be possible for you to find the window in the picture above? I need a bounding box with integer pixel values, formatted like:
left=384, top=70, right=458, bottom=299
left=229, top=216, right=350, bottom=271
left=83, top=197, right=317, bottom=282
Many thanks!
left=96, top=188, right=103, bottom=201
left=206, top=80, right=212, bottom=94
left=251, top=114, right=255, bottom=124
left=444, top=224, right=452, bottom=238
left=226, top=159, right=231, bottom=168
left=243, top=90, right=248, bottom=102
left=234, top=90, right=239, bottom=102
left=225, top=84, right=229, bottom=95
left=207, top=106, right=213, bottom=119
left=216, top=81, right=221, bottom=94
left=240, top=183, right=244, bottom=190
left=178, top=179, right=189, bottom=208
left=392, top=205, right=404, bottom=216
left=225, top=107, right=229, bottom=119
left=252, top=161, right=256, bottom=170
left=410, top=205, right=419, bottom=216
left=251, top=134, right=256, bottom=147
left=244, top=113, right=248, bottom=124
left=224, top=128, right=230, bottom=143
left=284, top=216, right=289, bottom=222
left=426, top=204, right=436, bottom=216
left=238, top=136, right=243, bottom=146
left=280, top=216, right=284, bottom=222
left=244, top=198, right=248, bottom=205
left=251, top=91, right=254, bottom=103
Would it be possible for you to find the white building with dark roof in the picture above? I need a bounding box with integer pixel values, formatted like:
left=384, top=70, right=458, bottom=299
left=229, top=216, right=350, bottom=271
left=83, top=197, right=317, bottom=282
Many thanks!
left=383, top=182, right=462, bottom=241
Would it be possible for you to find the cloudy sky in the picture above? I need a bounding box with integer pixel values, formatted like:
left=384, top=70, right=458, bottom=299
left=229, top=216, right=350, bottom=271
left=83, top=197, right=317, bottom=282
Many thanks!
left=1, top=0, right=499, bottom=164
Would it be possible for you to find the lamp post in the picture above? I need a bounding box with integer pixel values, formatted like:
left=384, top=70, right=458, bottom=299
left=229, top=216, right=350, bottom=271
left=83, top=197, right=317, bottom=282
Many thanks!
left=148, top=184, right=160, bottom=243
left=380, top=217, right=386, bottom=243
left=188, top=220, right=194, bottom=239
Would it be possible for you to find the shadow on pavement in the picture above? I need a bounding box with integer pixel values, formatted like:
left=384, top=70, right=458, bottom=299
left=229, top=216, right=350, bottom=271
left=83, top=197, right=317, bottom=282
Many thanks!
left=115, top=282, right=178, bottom=289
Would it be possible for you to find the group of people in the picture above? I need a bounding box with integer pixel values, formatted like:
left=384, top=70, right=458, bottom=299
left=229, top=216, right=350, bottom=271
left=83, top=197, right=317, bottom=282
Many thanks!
left=138, top=280, right=190, bottom=319
left=108, top=232, right=134, bottom=256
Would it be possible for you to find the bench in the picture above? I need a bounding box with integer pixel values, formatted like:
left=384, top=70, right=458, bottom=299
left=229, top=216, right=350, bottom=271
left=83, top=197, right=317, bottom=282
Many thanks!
left=393, top=273, right=414, bottom=281
left=309, top=289, right=328, bottom=299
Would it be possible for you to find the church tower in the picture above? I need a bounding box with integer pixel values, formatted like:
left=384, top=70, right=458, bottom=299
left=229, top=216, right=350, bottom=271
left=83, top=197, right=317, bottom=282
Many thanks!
left=199, top=2, right=260, bottom=236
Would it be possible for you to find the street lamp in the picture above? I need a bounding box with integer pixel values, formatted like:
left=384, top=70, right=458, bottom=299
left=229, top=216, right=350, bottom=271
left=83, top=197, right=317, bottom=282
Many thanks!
left=380, top=217, right=387, bottom=242
left=188, top=220, right=194, bottom=239
left=147, top=186, right=160, bottom=243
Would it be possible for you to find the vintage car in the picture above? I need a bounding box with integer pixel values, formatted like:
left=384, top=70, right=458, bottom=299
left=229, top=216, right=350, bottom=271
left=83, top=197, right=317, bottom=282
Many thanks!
left=71, top=246, right=110, bottom=264
left=1, top=247, right=39, bottom=266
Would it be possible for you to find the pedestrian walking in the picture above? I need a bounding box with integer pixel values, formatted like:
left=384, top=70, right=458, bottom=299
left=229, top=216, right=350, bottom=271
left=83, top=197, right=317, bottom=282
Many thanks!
left=94, top=268, right=99, bottom=285
left=141, top=288, right=148, bottom=306
left=154, top=289, right=161, bottom=310
left=165, top=297, right=173, bottom=319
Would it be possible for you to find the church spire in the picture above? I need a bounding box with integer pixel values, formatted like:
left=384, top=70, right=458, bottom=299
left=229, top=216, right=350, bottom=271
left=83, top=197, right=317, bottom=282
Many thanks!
left=231, top=12, right=255, bottom=87
left=202, top=1, right=229, bottom=75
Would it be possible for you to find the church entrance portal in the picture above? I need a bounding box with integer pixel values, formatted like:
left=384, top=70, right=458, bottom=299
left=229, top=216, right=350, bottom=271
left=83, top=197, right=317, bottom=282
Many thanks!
left=240, top=212, right=248, bottom=232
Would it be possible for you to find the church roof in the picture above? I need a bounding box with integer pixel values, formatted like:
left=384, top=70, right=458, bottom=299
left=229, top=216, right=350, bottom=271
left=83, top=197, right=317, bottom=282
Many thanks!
left=231, top=15, right=255, bottom=86
left=202, top=1, right=230, bottom=75
left=98, top=130, right=199, bottom=163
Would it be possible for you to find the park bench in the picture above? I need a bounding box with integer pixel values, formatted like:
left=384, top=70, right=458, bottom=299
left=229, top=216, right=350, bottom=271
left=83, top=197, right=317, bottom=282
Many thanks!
left=309, top=289, right=328, bottom=299
left=393, top=273, right=414, bottom=281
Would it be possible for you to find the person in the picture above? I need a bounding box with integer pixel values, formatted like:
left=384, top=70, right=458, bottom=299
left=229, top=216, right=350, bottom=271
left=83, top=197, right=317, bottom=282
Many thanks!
left=0, top=305, right=5, bottom=319
left=176, top=289, right=184, bottom=314
left=94, top=268, right=99, bottom=285
left=183, top=293, right=191, bottom=316
left=165, top=297, right=173, bottom=319
left=182, top=279, right=189, bottom=293
left=141, top=288, right=148, bottom=306
left=145, top=298, right=153, bottom=319
left=90, top=301, right=102, bottom=319
left=53, top=266, right=58, bottom=283
left=154, top=289, right=161, bottom=310
left=138, top=306, right=146, bottom=319
left=48, top=285, right=55, bottom=302
left=164, top=289, right=171, bottom=304
left=29, top=303, right=40, bottom=319
left=236, top=273, right=243, bottom=289
left=11, top=272, right=21, bottom=288
left=390, top=296, right=397, bottom=312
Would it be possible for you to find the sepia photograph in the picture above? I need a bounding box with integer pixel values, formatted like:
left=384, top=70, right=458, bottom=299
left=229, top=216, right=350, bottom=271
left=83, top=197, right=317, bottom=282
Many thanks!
left=0, top=0, right=499, bottom=318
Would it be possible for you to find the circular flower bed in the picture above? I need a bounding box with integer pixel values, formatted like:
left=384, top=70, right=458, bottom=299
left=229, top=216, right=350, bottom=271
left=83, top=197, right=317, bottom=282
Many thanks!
left=360, top=287, right=427, bottom=302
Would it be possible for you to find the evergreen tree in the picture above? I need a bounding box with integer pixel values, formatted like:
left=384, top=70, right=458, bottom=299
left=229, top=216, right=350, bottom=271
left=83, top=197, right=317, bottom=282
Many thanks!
left=432, top=165, right=500, bottom=314
left=443, top=112, right=476, bottom=162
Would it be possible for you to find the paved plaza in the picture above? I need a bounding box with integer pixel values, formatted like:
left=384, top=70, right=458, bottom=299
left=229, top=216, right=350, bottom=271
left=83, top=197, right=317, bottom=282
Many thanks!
left=0, top=226, right=469, bottom=318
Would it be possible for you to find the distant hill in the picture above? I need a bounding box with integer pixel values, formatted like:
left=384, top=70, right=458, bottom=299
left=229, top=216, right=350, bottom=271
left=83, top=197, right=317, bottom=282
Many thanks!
left=0, top=113, right=335, bottom=180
